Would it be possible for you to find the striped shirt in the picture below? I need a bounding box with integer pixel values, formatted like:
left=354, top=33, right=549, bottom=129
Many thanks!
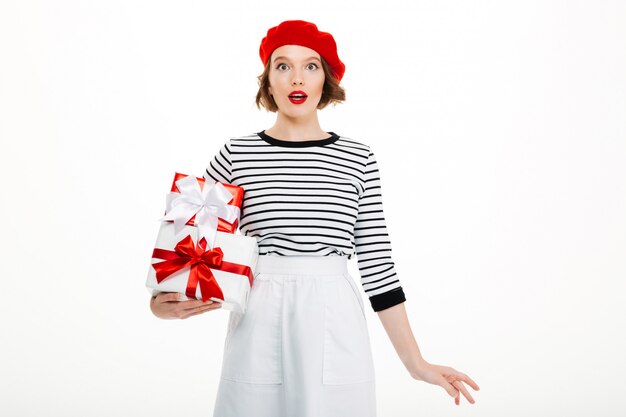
left=203, top=130, right=406, bottom=312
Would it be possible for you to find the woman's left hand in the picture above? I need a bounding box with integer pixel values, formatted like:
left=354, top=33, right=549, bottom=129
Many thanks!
left=410, top=360, right=480, bottom=405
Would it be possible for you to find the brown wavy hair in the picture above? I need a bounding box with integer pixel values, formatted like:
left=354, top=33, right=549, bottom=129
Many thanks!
left=255, top=55, right=346, bottom=112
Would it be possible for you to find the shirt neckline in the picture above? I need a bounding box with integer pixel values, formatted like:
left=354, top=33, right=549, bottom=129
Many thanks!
left=257, top=130, right=340, bottom=148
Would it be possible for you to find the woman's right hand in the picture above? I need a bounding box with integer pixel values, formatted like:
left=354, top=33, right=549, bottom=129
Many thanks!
left=150, top=292, right=223, bottom=319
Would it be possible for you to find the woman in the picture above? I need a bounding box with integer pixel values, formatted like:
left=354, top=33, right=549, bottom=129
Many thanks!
left=151, top=19, right=479, bottom=416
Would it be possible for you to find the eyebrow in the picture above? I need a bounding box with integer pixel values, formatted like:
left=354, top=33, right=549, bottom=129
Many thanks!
left=272, top=56, right=321, bottom=64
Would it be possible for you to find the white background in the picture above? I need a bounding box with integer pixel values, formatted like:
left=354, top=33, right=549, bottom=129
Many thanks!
left=1, top=1, right=625, bottom=416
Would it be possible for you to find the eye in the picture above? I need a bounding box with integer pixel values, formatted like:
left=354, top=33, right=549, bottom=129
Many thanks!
left=307, top=63, right=318, bottom=70
left=276, top=63, right=289, bottom=71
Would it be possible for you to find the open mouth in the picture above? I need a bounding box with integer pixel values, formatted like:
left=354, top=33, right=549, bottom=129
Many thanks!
left=288, top=91, right=308, bottom=104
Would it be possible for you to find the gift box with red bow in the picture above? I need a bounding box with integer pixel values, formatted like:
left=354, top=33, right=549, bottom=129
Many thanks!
left=146, top=221, right=259, bottom=313
left=163, top=173, right=244, bottom=238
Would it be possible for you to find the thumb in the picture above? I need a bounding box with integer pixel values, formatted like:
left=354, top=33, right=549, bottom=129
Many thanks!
left=159, top=292, right=180, bottom=302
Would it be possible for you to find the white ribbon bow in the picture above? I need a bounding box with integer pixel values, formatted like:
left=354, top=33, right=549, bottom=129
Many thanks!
left=161, top=176, right=240, bottom=249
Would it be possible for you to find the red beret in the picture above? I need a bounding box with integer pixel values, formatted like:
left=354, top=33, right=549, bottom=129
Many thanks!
left=259, top=20, right=345, bottom=83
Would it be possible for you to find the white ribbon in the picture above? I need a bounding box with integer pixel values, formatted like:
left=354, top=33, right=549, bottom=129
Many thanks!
left=161, top=176, right=240, bottom=249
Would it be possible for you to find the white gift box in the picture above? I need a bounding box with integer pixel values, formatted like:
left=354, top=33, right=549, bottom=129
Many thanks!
left=146, top=221, right=259, bottom=314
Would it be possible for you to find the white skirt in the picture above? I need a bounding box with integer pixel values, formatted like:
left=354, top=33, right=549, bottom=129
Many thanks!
left=213, top=254, right=377, bottom=417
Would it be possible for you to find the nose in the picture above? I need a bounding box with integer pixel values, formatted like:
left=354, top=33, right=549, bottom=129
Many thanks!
left=291, top=70, right=304, bottom=85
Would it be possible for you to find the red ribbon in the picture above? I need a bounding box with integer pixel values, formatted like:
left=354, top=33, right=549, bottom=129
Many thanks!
left=151, top=235, right=254, bottom=302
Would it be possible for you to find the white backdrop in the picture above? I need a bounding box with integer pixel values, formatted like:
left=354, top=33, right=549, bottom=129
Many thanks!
left=1, top=1, right=625, bottom=416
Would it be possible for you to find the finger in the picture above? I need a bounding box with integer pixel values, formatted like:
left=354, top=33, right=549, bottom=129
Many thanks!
left=448, top=370, right=480, bottom=394
left=157, top=292, right=180, bottom=302
left=180, top=306, right=211, bottom=319
left=176, top=302, right=216, bottom=318
left=183, top=302, right=222, bottom=315
left=460, top=373, right=480, bottom=391
left=447, top=382, right=459, bottom=405
left=448, top=368, right=480, bottom=391
left=180, top=303, right=223, bottom=319
left=439, top=376, right=458, bottom=400
left=179, top=299, right=215, bottom=310
left=453, top=380, right=475, bottom=404
left=200, top=302, right=224, bottom=312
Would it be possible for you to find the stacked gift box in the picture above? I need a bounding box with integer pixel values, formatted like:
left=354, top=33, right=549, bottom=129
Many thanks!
left=146, top=173, right=259, bottom=314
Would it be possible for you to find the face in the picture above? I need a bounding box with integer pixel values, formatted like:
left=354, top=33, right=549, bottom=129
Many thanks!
left=268, top=44, right=325, bottom=116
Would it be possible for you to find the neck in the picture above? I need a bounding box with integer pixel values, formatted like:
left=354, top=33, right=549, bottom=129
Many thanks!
left=265, top=111, right=329, bottom=141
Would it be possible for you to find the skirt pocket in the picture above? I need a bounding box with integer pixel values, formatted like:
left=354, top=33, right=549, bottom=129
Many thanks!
left=220, top=276, right=283, bottom=384
left=322, top=273, right=375, bottom=385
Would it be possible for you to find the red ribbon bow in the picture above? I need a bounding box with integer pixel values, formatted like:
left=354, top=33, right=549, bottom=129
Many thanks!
left=151, top=235, right=254, bottom=302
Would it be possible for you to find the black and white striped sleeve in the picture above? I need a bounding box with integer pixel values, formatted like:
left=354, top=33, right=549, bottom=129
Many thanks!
left=203, top=139, right=232, bottom=183
left=354, top=149, right=406, bottom=312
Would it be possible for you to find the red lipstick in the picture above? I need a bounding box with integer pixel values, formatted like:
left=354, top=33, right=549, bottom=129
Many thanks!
left=288, top=90, right=308, bottom=104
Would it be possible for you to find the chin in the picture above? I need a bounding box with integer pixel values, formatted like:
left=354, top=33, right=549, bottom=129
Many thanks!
left=280, top=106, right=315, bottom=117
